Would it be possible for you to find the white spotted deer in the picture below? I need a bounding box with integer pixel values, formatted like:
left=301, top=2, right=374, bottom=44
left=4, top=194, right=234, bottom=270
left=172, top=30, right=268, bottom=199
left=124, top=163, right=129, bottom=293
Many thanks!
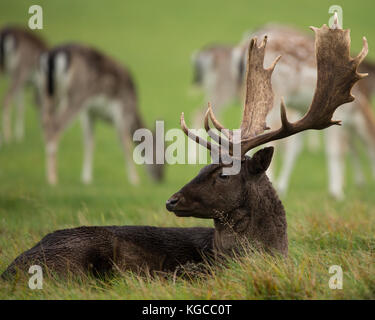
left=1, top=17, right=368, bottom=279
left=38, top=44, right=164, bottom=185
left=0, top=26, right=47, bottom=143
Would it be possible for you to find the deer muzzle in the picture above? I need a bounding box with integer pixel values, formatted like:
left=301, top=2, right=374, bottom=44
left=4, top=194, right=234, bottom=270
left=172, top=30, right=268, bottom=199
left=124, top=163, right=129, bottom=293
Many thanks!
left=166, top=194, right=180, bottom=211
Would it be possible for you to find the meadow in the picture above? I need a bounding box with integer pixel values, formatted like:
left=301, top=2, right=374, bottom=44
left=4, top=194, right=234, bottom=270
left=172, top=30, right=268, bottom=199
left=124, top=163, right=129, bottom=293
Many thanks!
left=0, top=0, right=374, bottom=299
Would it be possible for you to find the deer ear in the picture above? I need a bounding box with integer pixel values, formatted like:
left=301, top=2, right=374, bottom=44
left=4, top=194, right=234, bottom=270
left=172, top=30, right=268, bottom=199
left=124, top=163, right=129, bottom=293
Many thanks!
left=247, top=147, right=274, bottom=175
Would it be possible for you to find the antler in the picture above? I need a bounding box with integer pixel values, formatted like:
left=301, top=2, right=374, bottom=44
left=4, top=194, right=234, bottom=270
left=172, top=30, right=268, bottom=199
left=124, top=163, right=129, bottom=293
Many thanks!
left=240, top=36, right=281, bottom=139
left=239, top=16, right=368, bottom=155
left=181, top=13, right=368, bottom=161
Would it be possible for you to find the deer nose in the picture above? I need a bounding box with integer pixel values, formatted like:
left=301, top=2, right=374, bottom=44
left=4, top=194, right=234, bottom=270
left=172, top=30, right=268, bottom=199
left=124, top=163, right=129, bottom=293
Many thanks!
left=166, top=196, right=180, bottom=211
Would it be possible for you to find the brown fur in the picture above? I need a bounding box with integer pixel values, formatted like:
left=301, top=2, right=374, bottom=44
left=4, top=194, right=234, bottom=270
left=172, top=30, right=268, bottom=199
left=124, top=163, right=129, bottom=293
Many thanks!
left=1, top=226, right=214, bottom=279
left=167, top=148, right=288, bottom=258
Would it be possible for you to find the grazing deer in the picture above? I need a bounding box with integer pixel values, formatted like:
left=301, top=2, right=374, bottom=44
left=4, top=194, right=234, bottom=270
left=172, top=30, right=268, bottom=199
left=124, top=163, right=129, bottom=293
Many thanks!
left=0, top=26, right=47, bottom=143
left=192, top=24, right=375, bottom=199
left=38, top=44, right=164, bottom=185
left=1, top=17, right=367, bottom=279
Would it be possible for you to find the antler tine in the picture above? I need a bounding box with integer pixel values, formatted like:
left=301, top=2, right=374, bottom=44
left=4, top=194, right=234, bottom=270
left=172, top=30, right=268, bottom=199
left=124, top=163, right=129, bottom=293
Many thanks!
left=354, top=36, right=369, bottom=71
left=240, top=16, right=368, bottom=155
left=207, top=102, right=231, bottom=139
left=279, top=97, right=293, bottom=130
left=180, top=112, right=219, bottom=153
left=203, top=108, right=228, bottom=144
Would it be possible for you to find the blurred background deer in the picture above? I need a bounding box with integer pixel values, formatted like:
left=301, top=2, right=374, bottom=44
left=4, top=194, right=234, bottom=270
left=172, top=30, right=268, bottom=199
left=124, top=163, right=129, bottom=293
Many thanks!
left=191, top=24, right=375, bottom=200
left=38, top=44, right=165, bottom=185
left=0, top=26, right=46, bottom=144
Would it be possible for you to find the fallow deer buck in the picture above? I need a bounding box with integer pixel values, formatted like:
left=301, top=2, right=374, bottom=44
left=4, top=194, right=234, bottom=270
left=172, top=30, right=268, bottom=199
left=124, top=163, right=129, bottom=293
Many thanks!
left=38, top=44, right=164, bottom=185
left=0, top=26, right=47, bottom=144
left=1, top=17, right=367, bottom=279
left=192, top=24, right=375, bottom=200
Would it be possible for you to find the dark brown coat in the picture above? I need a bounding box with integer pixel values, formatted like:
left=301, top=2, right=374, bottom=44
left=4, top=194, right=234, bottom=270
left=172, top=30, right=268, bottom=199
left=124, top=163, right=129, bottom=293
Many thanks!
left=1, top=226, right=214, bottom=279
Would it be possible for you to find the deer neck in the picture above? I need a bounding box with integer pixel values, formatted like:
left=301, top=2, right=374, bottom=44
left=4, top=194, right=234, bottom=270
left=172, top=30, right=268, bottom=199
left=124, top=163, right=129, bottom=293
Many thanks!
left=213, top=175, right=288, bottom=258
left=213, top=208, right=251, bottom=257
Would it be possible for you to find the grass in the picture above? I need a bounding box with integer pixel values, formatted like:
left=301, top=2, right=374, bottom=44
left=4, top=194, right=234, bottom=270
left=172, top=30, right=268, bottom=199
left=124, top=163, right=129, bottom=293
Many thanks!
left=0, top=0, right=375, bottom=299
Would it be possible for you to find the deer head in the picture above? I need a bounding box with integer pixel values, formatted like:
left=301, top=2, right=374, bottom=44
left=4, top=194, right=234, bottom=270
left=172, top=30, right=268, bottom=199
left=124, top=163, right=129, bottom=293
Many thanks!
left=166, top=147, right=274, bottom=219
left=167, top=15, right=368, bottom=256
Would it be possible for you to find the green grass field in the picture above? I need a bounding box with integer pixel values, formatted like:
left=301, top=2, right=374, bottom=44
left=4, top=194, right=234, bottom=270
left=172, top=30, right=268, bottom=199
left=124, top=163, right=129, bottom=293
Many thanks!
left=0, top=0, right=374, bottom=299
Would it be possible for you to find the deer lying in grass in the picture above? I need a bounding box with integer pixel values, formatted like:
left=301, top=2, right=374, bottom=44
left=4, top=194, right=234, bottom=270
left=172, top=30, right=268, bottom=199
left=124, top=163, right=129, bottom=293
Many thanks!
left=0, top=26, right=47, bottom=143
left=38, top=44, right=164, bottom=185
left=192, top=24, right=375, bottom=200
left=1, top=17, right=367, bottom=280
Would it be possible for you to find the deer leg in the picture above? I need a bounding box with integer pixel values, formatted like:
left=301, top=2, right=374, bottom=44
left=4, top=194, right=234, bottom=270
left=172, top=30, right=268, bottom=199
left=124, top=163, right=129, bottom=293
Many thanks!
left=52, top=92, right=87, bottom=135
left=324, top=126, right=345, bottom=201
left=2, top=93, right=12, bottom=143
left=276, top=133, right=303, bottom=197
left=122, top=131, right=139, bottom=185
left=14, top=87, right=25, bottom=142
left=42, top=95, right=84, bottom=186
left=2, top=83, right=16, bottom=143
left=2, top=70, right=27, bottom=143
left=80, top=112, right=95, bottom=184
left=114, top=105, right=139, bottom=185
left=45, top=136, right=59, bottom=185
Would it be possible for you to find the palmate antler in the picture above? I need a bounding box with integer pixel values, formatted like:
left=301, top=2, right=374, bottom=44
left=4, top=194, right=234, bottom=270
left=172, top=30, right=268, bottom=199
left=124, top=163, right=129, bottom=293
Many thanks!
left=181, top=14, right=368, bottom=160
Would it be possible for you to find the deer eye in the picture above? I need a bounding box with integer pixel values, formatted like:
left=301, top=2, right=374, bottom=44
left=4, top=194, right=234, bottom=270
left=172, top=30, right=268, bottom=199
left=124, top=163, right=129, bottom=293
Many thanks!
left=218, top=172, right=230, bottom=180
